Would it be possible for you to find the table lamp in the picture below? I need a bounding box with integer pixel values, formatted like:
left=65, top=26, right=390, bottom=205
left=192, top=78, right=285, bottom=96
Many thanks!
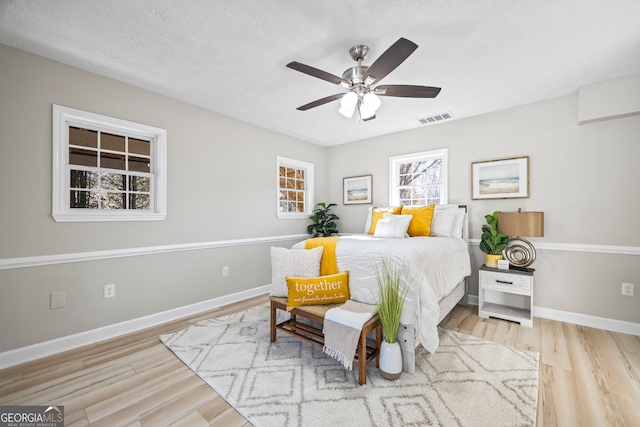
left=497, top=209, right=544, bottom=270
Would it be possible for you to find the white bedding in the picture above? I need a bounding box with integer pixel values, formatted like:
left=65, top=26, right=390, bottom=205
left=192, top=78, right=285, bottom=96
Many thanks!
left=292, top=234, right=471, bottom=353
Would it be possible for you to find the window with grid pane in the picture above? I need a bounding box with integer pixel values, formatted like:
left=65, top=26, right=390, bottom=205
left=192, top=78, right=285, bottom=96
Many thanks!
left=53, top=105, right=167, bottom=222
left=389, top=149, right=448, bottom=206
left=277, top=156, right=314, bottom=218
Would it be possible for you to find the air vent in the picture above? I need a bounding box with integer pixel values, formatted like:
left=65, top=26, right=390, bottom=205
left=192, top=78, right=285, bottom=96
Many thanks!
left=417, top=111, right=454, bottom=125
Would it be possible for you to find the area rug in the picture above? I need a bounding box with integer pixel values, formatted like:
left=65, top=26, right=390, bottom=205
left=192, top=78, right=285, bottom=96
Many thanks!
left=160, top=304, right=538, bottom=426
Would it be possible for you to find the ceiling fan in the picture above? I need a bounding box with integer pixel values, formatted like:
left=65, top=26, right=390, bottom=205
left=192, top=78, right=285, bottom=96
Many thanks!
left=286, top=37, right=441, bottom=121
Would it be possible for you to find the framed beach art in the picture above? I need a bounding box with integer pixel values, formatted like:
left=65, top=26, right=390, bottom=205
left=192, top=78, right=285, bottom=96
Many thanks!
left=343, top=174, right=373, bottom=204
left=471, top=156, right=529, bottom=199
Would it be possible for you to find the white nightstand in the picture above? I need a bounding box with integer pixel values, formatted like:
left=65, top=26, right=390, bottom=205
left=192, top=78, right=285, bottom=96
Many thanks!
left=478, top=265, right=533, bottom=327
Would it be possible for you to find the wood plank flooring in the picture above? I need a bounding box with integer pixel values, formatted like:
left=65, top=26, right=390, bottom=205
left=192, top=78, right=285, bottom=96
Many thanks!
left=1, top=294, right=639, bottom=426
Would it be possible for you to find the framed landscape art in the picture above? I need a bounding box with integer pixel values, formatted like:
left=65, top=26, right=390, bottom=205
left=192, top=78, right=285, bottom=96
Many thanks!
left=343, top=175, right=372, bottom=204
left=471, top=156, right=529, bottom=199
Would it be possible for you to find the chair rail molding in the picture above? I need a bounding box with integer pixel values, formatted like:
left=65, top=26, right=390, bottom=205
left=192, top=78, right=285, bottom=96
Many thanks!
left=0, top=234, right=309, bottom=270
left=468, top=239, right=640, bottom=256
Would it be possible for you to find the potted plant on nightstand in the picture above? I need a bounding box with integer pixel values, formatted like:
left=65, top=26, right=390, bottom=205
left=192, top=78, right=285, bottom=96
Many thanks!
left=480, top=211, right=509, bottom=268
left=307, top=203, right=340, bottom=237
left=375, top=257, right=411, bottom=380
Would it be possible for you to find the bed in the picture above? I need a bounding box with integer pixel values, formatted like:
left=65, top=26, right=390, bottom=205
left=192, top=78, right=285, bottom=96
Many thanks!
left=289, top=204, right=471, bottom=374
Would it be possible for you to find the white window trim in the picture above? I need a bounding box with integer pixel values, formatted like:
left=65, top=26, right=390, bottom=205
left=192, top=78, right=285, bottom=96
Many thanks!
left=389, top=148, right=448, bottom=206
left=276, top=156, right=314, bottom=219
left=52, top=105, right=167, bottom=222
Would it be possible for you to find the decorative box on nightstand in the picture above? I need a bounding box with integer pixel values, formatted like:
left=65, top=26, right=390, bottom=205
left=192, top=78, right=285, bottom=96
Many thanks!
left=478, top=265, right=533, bottom=327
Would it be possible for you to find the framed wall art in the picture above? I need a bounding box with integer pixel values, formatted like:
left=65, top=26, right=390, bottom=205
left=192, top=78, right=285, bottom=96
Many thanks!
left=343, top=175, right=373, bottom=204
left=471, top=156, right=529, bottom=199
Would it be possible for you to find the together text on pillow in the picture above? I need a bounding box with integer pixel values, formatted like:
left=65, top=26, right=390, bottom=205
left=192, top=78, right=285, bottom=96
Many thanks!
left=286, top=271, right=350, bottom=310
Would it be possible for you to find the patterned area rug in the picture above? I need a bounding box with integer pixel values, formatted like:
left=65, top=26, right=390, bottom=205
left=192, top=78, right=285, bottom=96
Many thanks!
left=161, top=304, right=538, bottom=427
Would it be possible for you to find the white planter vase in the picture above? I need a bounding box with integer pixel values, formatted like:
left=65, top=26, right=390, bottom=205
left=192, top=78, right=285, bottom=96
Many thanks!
left=379, top=340, right=403, bottom=380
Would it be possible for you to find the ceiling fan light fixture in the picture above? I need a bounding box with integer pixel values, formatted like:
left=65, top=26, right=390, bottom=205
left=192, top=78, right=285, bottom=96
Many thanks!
left=362, top=93, right=381, bottom=112
left=339, top=92, right=358, bottom=117
left=339, top=104, right=355, bottom=118
left=359, top=103, right=376, bottom=120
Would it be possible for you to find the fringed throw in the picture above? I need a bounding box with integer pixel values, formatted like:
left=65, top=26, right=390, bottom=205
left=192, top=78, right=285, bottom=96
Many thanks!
left=323, top=300, right=378, bottom=370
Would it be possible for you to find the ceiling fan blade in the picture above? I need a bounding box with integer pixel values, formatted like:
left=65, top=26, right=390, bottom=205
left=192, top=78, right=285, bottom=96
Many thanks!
left=287, top=62, right=351, bottom=87
left=375, top=84, right=441, bottom=98
left=362, top=37, right=418, bottom=85
left=296, top=93, right=344, bottom=111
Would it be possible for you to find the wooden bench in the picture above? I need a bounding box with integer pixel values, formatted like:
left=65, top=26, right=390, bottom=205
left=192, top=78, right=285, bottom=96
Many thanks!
left=269, top=296, right=381, bottom=385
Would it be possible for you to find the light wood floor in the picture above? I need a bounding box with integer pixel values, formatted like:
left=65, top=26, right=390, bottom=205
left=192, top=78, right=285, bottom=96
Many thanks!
left=1, top=294, right=639, bottom=426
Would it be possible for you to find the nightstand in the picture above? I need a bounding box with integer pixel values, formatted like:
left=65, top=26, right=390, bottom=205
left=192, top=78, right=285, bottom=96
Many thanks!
left=478, top=265, right=533, bottom=327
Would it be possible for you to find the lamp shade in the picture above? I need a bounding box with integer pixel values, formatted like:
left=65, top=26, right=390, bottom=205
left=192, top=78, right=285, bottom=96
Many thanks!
left=498, top=211, right=544, bottom=237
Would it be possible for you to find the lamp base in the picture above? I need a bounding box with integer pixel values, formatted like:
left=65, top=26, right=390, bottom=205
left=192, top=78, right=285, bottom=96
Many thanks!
left=503, top=236, right=536, bottom=268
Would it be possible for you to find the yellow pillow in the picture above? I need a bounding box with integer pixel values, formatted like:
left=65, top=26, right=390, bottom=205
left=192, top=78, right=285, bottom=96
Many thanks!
left=402, top=205, right=436, bottom=236
left=368, top=206, right=402, bottom=234
left=286, top=272, right=349, bottom=310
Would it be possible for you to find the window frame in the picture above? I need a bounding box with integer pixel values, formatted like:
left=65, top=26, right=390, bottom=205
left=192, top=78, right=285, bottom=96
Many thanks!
left=276, top=156, right=314, bottom=219
left=389, top=148, right=448, bottom=206
left=52, top=104, right=167, bottom=222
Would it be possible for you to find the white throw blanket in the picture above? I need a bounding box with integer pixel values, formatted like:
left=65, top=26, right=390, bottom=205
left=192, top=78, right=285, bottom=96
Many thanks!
left=322, top=300, right=378, bottom=370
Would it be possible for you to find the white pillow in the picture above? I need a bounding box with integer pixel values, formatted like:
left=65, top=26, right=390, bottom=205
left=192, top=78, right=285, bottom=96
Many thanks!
left=373, top=214, right=413, bottom=238
left=430, top=208, right=458, bottom=237
left=452, top=209, right=466, bottom=238
left=270, top=246, right=323, bottom=297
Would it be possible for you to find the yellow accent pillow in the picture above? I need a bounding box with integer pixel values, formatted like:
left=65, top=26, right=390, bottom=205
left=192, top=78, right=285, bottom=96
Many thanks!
left=286, top=272, right=350, bottom=310
left=402, top=205, right=436, bottom=236
left=368, top=206, right=402, bottom=234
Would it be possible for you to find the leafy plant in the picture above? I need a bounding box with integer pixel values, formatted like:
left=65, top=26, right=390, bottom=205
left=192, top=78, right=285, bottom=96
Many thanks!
left=375, top=258, right=412, bottom=344
left=307, top=203, right=340, bottom=237
left=479, top=211, right=509, bottom=255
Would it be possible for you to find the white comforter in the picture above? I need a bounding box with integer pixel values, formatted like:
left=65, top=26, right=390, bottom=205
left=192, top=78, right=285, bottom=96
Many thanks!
left=292, top=235, right=471, bottom=352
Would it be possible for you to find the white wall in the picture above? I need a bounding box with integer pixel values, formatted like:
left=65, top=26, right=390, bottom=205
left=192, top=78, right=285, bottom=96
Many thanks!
left=0, top=45, right=326, bottom=353
left=326, top=87, right=640, bottom=325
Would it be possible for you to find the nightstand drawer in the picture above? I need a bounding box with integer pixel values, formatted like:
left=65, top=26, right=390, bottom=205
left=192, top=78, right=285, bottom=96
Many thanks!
left=480, top=270, right=531, bottom=295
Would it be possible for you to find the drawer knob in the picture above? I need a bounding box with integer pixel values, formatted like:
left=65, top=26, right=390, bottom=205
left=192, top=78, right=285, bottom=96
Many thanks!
left=496, top=280, right=513, bottom=285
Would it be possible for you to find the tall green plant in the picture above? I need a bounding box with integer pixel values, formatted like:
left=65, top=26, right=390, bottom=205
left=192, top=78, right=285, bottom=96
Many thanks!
left=479, top=211, right=509, bottom=255
left=375, top=258, right=412, bottom=344
left=307, top=203, right=340, bottom=237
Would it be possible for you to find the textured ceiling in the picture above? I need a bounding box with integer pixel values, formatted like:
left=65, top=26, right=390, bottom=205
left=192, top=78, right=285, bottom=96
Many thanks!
left=1, top=0, right=640, bottom=146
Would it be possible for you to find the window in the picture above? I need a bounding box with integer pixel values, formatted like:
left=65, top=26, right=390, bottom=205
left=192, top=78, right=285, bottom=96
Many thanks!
left=389, top=148, right=448, bottom=206
left=277, top=156, right=314, bottom=219
left=52, top=105, right=167, bottom=222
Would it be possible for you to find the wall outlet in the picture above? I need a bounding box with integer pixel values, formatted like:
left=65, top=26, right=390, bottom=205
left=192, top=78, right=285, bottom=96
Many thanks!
left=104, top=284, right=115, bottom=299
left=622, top=282, right=634, bottom=296
left=50, top=291, right=66, bottom=309
left=222, top=266, right=229, bottom=276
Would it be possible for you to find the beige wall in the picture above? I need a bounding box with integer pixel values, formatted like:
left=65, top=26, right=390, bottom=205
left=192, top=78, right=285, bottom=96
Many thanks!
left=0, top=46, right=326, bottom=352
left=326, top=89, right=640, bottom=324
left=1, top=44, right=638, bottom=355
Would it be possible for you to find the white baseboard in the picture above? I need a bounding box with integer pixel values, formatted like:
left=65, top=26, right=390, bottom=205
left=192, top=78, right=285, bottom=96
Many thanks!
left=0, top=285, right=271, bottom=370
left=465, top=294, right=640, bottom=336
left=532, top=306, right=640, bottom=336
